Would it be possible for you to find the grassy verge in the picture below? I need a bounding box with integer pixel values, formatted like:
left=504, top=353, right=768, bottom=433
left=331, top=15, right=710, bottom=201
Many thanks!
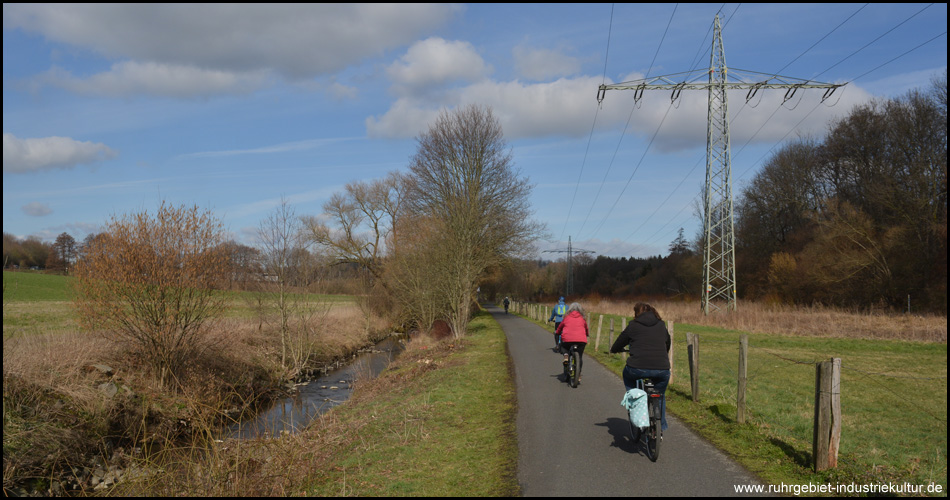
left=114, top=308, right=519, bottom=496
left=302, top=309, right=518, bottom=496
left=516, top=308, right=947, bottom=496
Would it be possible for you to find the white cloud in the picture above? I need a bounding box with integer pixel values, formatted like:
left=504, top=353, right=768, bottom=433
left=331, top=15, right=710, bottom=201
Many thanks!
left=513, top=45, right=581, bottom=81
left=386, top=37, right=491, bottom=93
left=39, top=62, right=269, bottom=98
left=4, top=4, right=458, bottom=78
left=367, top=75, right=626, bottom=140
left=3, top=133, right=118, bottom=173
left=365, top=98, right=445, bottom=140
left=21, top=202, right=52, bottom=217
left=176, top=138, right=348, bottom=160
left=367, top=71, right=874, bottom=151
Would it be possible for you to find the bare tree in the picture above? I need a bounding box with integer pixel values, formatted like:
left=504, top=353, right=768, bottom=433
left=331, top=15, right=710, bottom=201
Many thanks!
left=257, top=197, right=304, bottom=372
left=405, top=104, right=546, bottom=338
left=302, top=172, right=407, bottom=282
left=73, top=202, right=228, bottom=387
left=383, top=214, right=452, bottom=334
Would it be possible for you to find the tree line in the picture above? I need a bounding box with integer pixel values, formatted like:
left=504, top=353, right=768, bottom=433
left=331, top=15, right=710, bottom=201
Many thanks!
left=734, top=72, right=946, bottom=313
left=483, top=73, right=947, bottom=314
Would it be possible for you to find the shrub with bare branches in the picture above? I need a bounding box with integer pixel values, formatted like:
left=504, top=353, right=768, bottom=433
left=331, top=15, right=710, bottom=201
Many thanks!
left=73, top=202, right=229, bottom=386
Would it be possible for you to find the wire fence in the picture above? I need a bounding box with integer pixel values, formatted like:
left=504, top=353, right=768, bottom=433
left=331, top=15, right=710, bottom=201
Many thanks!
left=510, top=301, right=947, bottom=486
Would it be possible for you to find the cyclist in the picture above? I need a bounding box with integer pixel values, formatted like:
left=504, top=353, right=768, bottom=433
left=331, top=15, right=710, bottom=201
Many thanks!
left=609, top=302, right=671, bottom=433
left=557, top=302, right=589, bottom=381
left=503, top=296, right=510, bottom=314
left=548, top=296, right=567, bottom=349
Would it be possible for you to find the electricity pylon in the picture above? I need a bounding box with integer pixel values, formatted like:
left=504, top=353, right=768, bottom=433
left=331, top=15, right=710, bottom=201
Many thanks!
left=596, top=14, right=844, bottom=314
left=543, top=236, right=594, bottom=296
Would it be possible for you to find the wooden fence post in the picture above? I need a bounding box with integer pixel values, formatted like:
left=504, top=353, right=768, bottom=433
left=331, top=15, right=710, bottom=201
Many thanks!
left=620, top=318, right=627, bottom=361
left=687, top=332, right=699, bottom=402
left=609, top=318, right=615, bottom=350
left=737, top=334, right=748, bottom=423
left=595, top=315, right=603, bottom=351
left=813, top=357, right=841, bottom=471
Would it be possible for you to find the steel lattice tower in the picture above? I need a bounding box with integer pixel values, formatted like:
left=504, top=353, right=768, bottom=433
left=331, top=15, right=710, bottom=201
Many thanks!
left=702, top=14, right=736, bottom=314
left=543, top=236, right=593, bottom=296
left=597, top=14, right=843, bottom=314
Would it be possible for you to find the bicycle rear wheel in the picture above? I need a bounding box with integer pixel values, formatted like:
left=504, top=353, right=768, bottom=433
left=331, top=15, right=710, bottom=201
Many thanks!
left=646, top=401, right=661, bottom=461
left=569, top=349, right=580, bottom=387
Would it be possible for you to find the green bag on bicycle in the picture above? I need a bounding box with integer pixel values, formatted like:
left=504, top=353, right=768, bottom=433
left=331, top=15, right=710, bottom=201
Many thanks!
left=621, top=388, right=649, bottom=427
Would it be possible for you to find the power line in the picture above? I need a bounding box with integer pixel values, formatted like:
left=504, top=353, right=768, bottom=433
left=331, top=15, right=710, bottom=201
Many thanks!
left=581, top=5, right=943, bottom=267
left=598, top=4, right=937, bottom=259
left=559, top=4, right=616, bottom=244
left=542, top=235, right=594, bottom=295
left=574, top=4, right=680, bottom=242
left=596, top=14, right=844, bottom=315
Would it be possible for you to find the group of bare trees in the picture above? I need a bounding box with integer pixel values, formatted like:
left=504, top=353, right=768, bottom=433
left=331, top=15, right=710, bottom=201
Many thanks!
left=736, top=72, right=947, bottom=312
left=305, top=105, right=545, bottom=338
left=9, top=104, right=540, bottom=389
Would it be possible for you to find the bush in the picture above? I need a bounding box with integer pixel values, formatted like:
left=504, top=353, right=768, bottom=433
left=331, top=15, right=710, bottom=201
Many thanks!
left=73, top=202, right=229, bottom=387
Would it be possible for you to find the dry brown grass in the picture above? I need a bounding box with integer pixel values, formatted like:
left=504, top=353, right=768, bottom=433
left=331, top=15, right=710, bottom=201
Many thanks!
left=586, top=298, right=947, bottom=342
left=111, top=329, right=456, bottom=497
left=2, top=300, right=388, bottom=495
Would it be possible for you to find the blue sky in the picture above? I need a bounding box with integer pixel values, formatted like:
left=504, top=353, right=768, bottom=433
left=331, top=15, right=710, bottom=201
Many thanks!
left=3, top=3, right=947, bottom=259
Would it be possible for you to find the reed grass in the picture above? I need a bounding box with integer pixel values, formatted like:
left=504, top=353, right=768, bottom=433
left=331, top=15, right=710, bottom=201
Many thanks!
left=2, top=280, right=385, bottom=496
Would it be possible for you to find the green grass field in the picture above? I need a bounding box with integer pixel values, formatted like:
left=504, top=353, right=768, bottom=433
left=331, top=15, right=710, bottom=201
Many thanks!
left=568, top=311, right=947, bottom=494
left=2, top=271, right=358, bottom=338
left=3, top=270, right=76, bottom=302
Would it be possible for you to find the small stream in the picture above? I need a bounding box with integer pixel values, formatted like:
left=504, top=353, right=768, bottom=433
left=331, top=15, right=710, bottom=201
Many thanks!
left=227, top=334, right=407, bottom=439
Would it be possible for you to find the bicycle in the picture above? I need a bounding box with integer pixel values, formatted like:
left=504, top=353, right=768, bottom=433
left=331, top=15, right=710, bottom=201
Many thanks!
left=550, top=321, right=562, bottom=352
left=629, top=378, right=662, bottom=461
left=621, top=350, right=662, bottom=461
left=562, top=343, right=581, bottom=388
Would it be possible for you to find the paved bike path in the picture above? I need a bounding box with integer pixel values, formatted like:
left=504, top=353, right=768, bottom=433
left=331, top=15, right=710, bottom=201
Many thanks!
left=492, top=305, right=770, bottom=496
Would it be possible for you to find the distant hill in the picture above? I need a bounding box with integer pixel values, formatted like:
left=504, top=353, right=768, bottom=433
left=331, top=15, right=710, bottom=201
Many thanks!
left=3, top=271, right=75, bottom=302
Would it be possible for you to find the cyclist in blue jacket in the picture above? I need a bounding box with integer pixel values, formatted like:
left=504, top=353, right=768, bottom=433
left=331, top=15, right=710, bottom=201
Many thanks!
left=548, top=296, right=567, bottom=349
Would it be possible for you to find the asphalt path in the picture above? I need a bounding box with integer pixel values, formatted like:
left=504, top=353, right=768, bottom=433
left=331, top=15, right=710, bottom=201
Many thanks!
left=490, top=305, right=771, bottom=497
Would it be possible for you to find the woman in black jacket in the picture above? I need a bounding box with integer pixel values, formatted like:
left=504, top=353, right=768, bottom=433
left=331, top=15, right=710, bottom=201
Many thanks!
left=610, top=302, right=671, bottom=431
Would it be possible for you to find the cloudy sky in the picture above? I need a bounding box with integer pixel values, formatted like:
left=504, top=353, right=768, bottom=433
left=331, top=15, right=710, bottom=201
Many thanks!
left=3, top=3, right=947, bottom=258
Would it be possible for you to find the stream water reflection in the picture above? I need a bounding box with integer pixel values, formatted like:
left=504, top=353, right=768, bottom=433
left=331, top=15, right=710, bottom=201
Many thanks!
left=228, top=334, right=407, bottom=439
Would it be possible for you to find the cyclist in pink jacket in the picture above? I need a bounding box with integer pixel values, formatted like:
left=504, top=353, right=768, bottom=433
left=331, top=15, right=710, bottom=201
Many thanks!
left=557, top=302, right=590, bottom=378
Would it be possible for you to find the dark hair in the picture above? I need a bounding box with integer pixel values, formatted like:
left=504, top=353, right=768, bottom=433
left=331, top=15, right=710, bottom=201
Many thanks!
left=633, top=302, right=662, bottom=321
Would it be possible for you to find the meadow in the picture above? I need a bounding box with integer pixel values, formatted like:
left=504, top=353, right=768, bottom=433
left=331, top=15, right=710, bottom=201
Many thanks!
left=4, top=271, right=946, bottom=495
left=2, top=270, right=385, bottom=496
